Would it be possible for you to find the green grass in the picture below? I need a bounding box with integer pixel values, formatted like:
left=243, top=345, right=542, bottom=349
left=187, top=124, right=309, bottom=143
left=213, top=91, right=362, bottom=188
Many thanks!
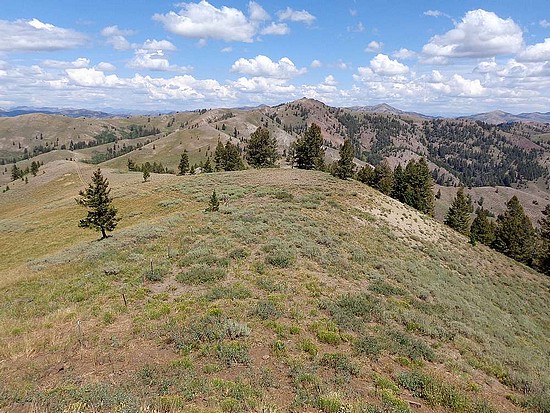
left=0, top=167, right=549, bottom=413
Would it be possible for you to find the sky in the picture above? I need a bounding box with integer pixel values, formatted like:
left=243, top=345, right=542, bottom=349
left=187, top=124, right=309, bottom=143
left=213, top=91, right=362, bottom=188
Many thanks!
left=0, top=1, right=550, bottom=116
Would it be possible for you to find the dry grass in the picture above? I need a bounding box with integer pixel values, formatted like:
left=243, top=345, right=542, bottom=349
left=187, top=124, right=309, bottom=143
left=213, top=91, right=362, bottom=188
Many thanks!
left=0, top=166, right=549, bottom=413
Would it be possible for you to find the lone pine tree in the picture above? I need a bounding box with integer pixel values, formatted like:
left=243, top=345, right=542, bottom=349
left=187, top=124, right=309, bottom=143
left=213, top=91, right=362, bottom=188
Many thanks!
left=178, top=150, right=190, bottom=175
left=76, top=168, right=118, bottom=240
left=294, top=123, right=325, bottom=170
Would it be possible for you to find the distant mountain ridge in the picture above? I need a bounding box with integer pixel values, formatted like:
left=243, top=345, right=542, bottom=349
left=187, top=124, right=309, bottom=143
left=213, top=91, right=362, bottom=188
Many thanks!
left=347, top=103, right=433, bottom=119
left=459, top=110, right=550, bottom=124
left=0, top=106, right=121, bottom=118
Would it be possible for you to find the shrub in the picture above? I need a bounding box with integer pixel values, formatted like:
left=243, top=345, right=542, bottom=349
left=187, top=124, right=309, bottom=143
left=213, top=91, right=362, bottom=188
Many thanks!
left=176, top=264, right=226, bottom=284
left=206, top=283, right=252, bottom=301
left=251, top=300, right=281, bottom=320
left=216, top=342, right=250, bottom=366
left=322, top=293, right=383, bottom=332
left=386, top=330, right=435, bottom=362
left=266, top=249, right=296, bottom=268
left=320, top=353, right=359, bottom=377
left=355, top=334, right=383, bottom=359
left=299, top=339, right=318, bottom=357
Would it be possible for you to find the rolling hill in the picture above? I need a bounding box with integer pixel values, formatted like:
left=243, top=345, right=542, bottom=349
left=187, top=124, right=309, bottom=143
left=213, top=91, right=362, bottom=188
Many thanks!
left=0, top=164, right=549, bottom=412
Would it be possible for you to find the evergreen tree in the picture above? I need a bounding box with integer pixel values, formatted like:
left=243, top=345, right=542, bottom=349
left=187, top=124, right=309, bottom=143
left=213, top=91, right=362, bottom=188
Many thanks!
left=444, top=187, right=472, bottom=235
left=373, top=160, right=393, bottom=195
left=223, top=141, right=245, bottom=171
left=333, top=139, right=355, bottom=179
left=403, top=158, right=435, bottom=216
left=178, top=150, right=189, bottom=175
left=11, top=164, right=20, bottom=181
left=203, top=157, right=213, bottom=173
left=206, top=190, right=220, bottom=212
left=246, top=127, right=278, bottom=168
left=214, top=140, right=226, bottom=171
left=294, top=123, right=325, bottom=170
left=127, top=158, right=137, bottom=171
left=493, top=196, right=535, bottom=265
left=30, top=161, right=39, bottom=176
left=538, top=204, right=550, bottom=275
left=76, top=168, right=118, bottom=239
left=392, top=164, right=406, bottom=201
left=470, top=208, right=496, bottom=246
left=356, top=164, right=374, bottom=185
left=143, top=165, right=150, bottom=182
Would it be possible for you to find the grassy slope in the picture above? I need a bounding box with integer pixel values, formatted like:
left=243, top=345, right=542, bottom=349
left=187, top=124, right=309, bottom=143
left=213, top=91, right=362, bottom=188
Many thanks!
left=0, top=165, right=549, bottom=413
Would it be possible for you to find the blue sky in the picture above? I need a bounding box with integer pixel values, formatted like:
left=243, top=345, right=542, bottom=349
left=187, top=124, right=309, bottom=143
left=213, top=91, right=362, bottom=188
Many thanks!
left=1, top=0, right=549, bottom=115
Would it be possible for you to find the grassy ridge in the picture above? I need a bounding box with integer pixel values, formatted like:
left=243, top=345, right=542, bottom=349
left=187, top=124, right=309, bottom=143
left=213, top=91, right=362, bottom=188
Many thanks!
left=0, top=166, right=549, bottom=412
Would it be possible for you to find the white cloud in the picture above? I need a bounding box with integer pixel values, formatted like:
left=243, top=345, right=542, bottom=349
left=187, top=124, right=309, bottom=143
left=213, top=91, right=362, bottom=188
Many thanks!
left=0, top=18, right=87, bottom=52
left=261, top=23, right=290, bottom=36
left=422, top=9, right=523, bottom=58
left=249, top=1, right=270, bottom=22
left=518, top=38, right=550, bottom=62
left=393, top=48, right=417, bottom=59
left=310, top=59, right=322, bottom=68
left=231, top=76, right=296, bottom=94
left=369, top=54, right=409, bottom=76
left=66, top=68, right=121, bottom=88
left=128, top=49, right=191, bottom=72
left=335, top=60, right=349, bottom=70
left=448, top=74, right=485, bottom=96
left=347, top=22, right=364, bottom=33
left=277, top=7, right=316, bottom=25
left=106, top=35, right=132, bottom=51
left=540, top=20, right=550, bottom=28
left=324, top=75, right=337, bottom=86
left=221, top=47, right=233, bottom=53
left=153, top=1, right=257, bottom=42
left=365, top=40, right=383, bottom=52
left=474, top=59, right=498, bottom=73
left=96, top=62, right=116, bottom=71
left=100, top=25, right=135, bottom=37
left=424, top=10, right=449, bottom=18
left=141, top=39, right=177, bottom=51
left=41, top=58, right=90, bottom=69
left=231, top=55, right=306, bottom=79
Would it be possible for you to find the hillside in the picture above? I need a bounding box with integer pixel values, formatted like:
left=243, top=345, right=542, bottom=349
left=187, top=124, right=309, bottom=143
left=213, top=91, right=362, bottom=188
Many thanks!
left=0, top=164, right=549, bottom=413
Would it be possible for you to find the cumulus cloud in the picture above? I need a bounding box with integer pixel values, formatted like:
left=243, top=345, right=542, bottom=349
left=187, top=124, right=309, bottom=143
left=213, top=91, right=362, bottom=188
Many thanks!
left=347, top=22, right=364, bottom=33
left=393, top=48, right=417, bottom=59
left=100, top=25, right=135, bottom=37
left=474, top=59, right=498, bottom=73
left=310, top=59, right=322, bottom=68
left=424, top=10, right=449, bottom=18
left=261, top=22, right=290, bottom=35
left=0, top=18, right=87, bottom=52
left=277, top=7, right=316, bottom=25
left=101, top=25, right=135, bottom=50
left=540, top=20, right=550, bottom=28
left=369, top=54, right=409, bottom=76
left=231, top=55, right=306, bottom=79
left=128, top=49, right=191, bottom=72
left=96, top=62, right=116, bottom=71
left=365, top=40, right=383, bottom=52
left=422, top=9, right=523, bottom=58
left=231, top=76, right=296, bottom=94
left=518, top=38, right=550, bottom=62
left=141, top=39, right=177, bottom=51
left=66, top=68, right=121, bottom=87
left=248, top=1, right=270, bottom=21
left=221, top=47, right=233, bottom=53
left=42, top=57, right=90, bottom=69
left=324, top=75, right=337, bottom=86
left=153, top=1, right=257, bottom=42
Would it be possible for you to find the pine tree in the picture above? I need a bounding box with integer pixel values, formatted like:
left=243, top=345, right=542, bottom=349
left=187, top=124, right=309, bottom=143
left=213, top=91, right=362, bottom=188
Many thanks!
left=178, top=150, right=190, bottom=175
left=214, top=140, right=226, bottom=171
left=470, top=208, right=496, bottom=245
left=493, top=196, right=535, bottom=265
left=76, top=168, right=118, bottom=239
left=143, top=166, right=150, bottom=182
left=294, top=123, right=325, bottom=170
left=391, top=164, right=406, bottom=201
left=246, top=127, right=278, bottom=168
left=444, top=187, right=472, bottom=235
left=223, top=141, right=245, bottom=171
left=333, top=139, right=355, bottom=179
left=538, top=204, right=550, bottom=275
left=373, top=160, right=393, bottom=195
left=30, top=161, right=39, bottom=176
left=203, top=157, right=213, bottom=173
left=403, top=158, right=435, bottom=216
left=206, top=190, right=220, bottom=212
left=11, top=164, right=20, bottom=181
left=356, top=164, right=374, bottom=185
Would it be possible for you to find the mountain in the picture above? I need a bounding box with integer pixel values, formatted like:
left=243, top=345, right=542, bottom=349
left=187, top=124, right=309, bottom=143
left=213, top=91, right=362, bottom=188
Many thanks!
left=0, top=106, right=121, bottom=118
left=459, top=110, right=550, bottom=124
left=1, top=164, right=548, bottom=412
left=348, top=102, right=433, bottom=119
left=1, top=97, right=549, bottom=191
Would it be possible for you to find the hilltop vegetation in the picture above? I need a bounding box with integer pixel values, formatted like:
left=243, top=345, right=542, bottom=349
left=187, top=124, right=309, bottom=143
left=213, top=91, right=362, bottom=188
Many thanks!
left=0, top=164, right=549, bottom=412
